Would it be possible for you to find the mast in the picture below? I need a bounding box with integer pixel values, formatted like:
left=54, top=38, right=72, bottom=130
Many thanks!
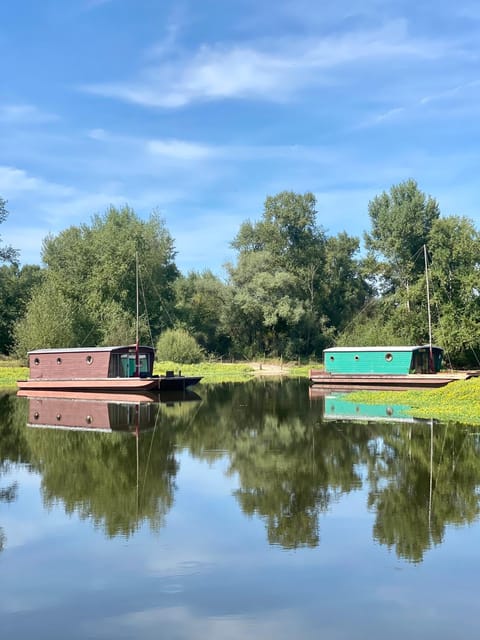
left=135, top=250, right=140, bottom=377
left=424, top=244, right=434, bottom=372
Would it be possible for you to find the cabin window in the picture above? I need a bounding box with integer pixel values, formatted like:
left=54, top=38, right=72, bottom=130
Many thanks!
left=385, top=353, right=393, bottom=362
left=329, top=356, right=334, bottom=361
left=86, top=355, right=93, bottom=365
left=56, top=357, right=62, bottom=365
left=354, top=355, right=359, bottom=360
left=86, top=415, right=93, bottom=425
left=56, top=413, right=61, bottom=421
left=34, top=357, right=40, bottom=366
left=33, top=411, right=40, bottom=420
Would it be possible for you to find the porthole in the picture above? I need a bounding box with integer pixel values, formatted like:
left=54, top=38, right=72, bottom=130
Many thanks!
left=86, top=415, right=93, bottom=425
left=385, top=353, right=393, bottom=362
left=56, top=413, right=62, bottom=421
left=329, top=356, right=335, bottom=361
left=354, top=355, right=359, bottom=360
left=33, top=411, right=40, bottom=420
left=386, top=407, right=393, bottom=416
left=86, top=355, right=93, bottom=365
left=56, top=357, right=62, bottom=365
left=34, top=357, right=40, bottom=366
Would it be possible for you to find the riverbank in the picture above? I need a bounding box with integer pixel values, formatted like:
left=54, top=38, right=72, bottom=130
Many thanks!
left=0, top=359, right=311, bottom=390
left=345, top=376, right=480, bottom=424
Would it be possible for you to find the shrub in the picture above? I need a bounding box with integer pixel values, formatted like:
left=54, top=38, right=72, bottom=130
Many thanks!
left=156, top=328, right=205, bottom=364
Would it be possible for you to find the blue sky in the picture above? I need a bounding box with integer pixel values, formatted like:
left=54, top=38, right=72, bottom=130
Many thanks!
left=1, top=0, right=479, bottom=275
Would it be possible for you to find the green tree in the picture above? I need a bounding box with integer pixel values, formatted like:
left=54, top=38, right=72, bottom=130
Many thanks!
left=156, top=328, right=205, bottom=363
left=15, top=206, right=179, bottom=354
left=14, top=277, right=78, bottom=355
left=364, top=179, right=440, bottom=295
left=174, top=270, right=231, bottom=355
left=0, top=198, right=18, bottom=264
left=0, top=264, right=43, bottom=354
left=427, top=216, right=480, bottom=364
left=228, top=192, right=329, bottom=358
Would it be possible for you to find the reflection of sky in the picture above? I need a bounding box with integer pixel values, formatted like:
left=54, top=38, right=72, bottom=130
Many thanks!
left=2, top=453, right=480, bottom=639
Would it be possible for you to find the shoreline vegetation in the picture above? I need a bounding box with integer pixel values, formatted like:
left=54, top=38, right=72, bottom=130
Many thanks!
left=342, top=377, right=480, bottom=425
left=0, top=359, right=312, bottom=390
left=2, top=359, right=480, bottom=425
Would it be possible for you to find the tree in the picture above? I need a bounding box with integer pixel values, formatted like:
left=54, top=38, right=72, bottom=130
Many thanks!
left=156, top=328, right=204, bottom=363
left=0, top=264, right=43, bottom=354
left=14, top=206, right=179, bottom=355
left=14, top=278, right=77, bottom=355
left=174, top=270, right=231, bottom=355
left=0, top=198, right=18, bottom=264
left=228, top=192, right=329, bottom=358
left=364, top=179, right=440, bottom=295
left=427, top=216, right=480, bottom=364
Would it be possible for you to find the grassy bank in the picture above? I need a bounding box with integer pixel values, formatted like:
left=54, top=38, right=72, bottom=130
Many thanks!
left=345, top=377, right=480, bottom=424
left=0, top=359, right=317, bottom=390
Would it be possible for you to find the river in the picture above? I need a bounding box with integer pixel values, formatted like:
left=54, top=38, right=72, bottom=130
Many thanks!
left=1, top=379, right=480, bottom=639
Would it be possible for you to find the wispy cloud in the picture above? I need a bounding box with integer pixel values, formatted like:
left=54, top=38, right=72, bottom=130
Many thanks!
left=358, top=77, right=480, bottom=128
left=0, top=166, right=73, bottom=198
left=82, top=21, right=450, bottom=108
left=147, top=139, right=215, bottom=161
left=0, top=103, right=58, bottom=125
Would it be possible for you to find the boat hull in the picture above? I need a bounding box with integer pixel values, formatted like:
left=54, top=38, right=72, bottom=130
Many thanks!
left=309, top=369, right=478, bottom=390
left=17, top=375, right=202, bottom=393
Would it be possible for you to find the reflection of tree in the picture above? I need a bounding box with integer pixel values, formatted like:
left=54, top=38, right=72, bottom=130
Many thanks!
left=24, top=406, right=179, bottom=538
left=0, top=461, right=18, bottom=552
left=178, top=380, right=373, bottom=549
left=368, top=422, right=480, bottom=563
left=5, top=384, right=480, bottom=560
left=0, top=393, right=30, bottom=552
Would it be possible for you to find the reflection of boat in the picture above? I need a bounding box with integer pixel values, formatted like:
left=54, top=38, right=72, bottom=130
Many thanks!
left=21, top=389, right=201, bottom=433
left=309, top=345, right=477, bottom=390
left=17, top=345, right=202, bottom=393
left=320, top=393, right=423, bottom=424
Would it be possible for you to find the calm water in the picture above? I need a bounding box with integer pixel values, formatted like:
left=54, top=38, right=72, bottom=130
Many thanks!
left=1, top=379, right=480, bottom=639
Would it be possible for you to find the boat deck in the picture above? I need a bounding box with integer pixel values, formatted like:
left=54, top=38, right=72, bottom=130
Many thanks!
left=309, top=369, right=480, bottom=390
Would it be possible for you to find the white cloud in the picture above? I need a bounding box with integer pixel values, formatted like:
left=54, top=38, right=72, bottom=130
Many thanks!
left=82, top=21, right=450, bottom=108
left=0, top=166, right=73, bottom=198
left=147, top=139, right=215, bottom=161
left=0, top=103, right=58, bottom=125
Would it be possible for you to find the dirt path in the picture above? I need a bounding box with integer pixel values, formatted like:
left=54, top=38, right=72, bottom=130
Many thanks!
left=249, top=362, right=290, bottom=376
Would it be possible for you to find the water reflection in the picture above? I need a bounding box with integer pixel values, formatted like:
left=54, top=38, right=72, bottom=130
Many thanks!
left=1, top=381, right=480, bottom=564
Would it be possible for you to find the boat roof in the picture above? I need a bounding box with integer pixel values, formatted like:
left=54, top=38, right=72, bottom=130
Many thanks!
left=324, top=345, right=442, bottom=353
left=28, top=345, right=155, bottom=355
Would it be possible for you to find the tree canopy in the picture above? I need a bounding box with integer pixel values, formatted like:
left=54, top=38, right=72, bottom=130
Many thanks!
left=0, top=198, right=18, bottom=265
left=2, top=182, right=480, bottom=365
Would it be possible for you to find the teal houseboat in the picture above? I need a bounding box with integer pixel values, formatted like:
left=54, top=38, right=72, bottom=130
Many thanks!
left=324, top=345, right=443, bottom=375
left=308, top=345, right=477, bottom=389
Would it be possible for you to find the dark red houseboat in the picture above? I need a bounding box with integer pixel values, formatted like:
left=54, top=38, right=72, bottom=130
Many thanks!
left=17, top=345, right=202, bottom=393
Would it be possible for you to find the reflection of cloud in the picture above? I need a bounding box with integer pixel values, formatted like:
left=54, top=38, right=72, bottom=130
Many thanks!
left=91, top=605, right=312, bottom=640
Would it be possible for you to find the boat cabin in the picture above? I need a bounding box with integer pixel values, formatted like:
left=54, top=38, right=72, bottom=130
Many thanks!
left=323, top=345, right=443, bottom=375
left=27, top=345, right=156, bottom=380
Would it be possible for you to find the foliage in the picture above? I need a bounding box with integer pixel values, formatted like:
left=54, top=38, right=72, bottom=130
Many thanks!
left=14, top=206, right=179, bottom=354
left=364, top=179, right=440, bottom=294
left=14, top=277, right=78, bottom=357
left=156, top=328, right=205, bottom=364
left=345, top=377, right=480, bottom=424
left=227, top=191, right=366, bottom=359
left=174, top=270, right=231, bottom=355
left=0, top=198, right=18, bottom=264
left=0, top=264, right=43, bottom=354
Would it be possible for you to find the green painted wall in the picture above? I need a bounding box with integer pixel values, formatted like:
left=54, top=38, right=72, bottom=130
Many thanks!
left=323, top=396, right=413, bottom=422
left=324, top=349, right=413, bottom=374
